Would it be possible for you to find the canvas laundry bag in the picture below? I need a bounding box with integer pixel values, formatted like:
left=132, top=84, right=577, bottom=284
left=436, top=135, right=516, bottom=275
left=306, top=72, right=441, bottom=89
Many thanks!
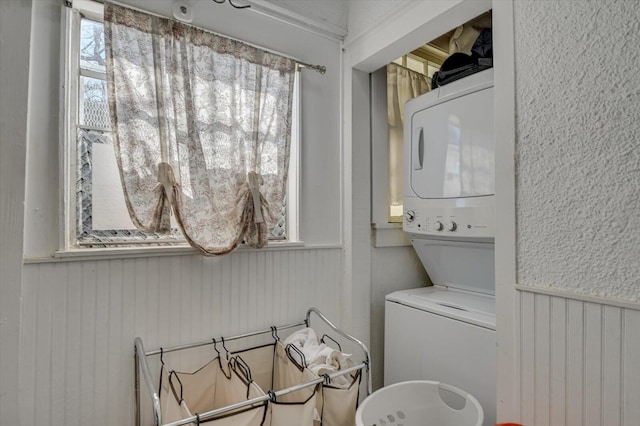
left=271, top=342, right=320, bottom=426
left=231, top=342, right=320, bottom=426
left=165, top=356, right=267, bottom=425
left=282, top=328, right=362, bottom=426
left=159, top=365, right=192, bottom=424
left=316, top=370, right=361, bottom=426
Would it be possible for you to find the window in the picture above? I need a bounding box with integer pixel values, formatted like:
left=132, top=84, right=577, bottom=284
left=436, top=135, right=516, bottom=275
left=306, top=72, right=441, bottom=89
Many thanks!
left=63, top=0, right=299, bottom=250
left=387, top=51, right=445, bottom=223
left=371, top=41, right=448, bottom=246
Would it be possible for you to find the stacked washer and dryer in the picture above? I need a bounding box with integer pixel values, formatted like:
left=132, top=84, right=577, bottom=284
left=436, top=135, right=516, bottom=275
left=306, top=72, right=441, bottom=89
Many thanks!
left=384, top=69, right=496, bottom=426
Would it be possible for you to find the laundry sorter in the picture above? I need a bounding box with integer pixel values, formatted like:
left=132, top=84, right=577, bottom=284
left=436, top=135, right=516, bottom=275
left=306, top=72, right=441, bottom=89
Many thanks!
left=134, top=308, right=372, bottom=426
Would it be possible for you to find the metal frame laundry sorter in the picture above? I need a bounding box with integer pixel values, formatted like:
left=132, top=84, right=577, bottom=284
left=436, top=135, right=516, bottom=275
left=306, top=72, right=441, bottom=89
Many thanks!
left=134, top=308, right=372, bottom=426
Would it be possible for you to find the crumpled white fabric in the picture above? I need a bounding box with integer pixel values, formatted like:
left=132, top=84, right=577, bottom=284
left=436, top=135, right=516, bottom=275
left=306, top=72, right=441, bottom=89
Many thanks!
left=284, top=328, right=354, bottom=388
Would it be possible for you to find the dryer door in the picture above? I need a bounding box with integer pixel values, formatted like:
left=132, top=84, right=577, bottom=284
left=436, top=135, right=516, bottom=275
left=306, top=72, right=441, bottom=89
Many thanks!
left=408, top=86, right=494, bottom=199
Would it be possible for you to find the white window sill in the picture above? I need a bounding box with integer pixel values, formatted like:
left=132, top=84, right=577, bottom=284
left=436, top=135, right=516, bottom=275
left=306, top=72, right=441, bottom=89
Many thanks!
left=371, top=223, right=410, bottom=247
left=23, top=241, right=334, bottom=264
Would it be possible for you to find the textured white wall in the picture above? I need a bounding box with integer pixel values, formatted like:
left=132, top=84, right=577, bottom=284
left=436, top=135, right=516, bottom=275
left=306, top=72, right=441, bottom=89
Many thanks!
left=514, top=0, right=640, bottom=301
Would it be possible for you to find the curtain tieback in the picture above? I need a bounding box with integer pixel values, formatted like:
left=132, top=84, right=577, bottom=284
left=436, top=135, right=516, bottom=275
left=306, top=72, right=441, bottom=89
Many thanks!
left=157, top=162, right=176, bottom=206
left=247, top=171, right=264, bottom=224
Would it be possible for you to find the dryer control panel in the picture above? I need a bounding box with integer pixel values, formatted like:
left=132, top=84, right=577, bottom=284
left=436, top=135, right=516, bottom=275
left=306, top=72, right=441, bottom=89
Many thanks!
left=403, top=196, right=495, bottom=239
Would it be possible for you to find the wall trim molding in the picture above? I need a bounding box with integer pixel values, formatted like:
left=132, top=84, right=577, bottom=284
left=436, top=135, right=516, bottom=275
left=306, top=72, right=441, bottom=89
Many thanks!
left=515, top=284, right=640, bottom=311
left=492, top=0, right=519, bottom=422
left=24, top=243, right=343, bottom=264
left=249, top=0, right=347, bottom=41
left=371, top=223, right=410, bottom=247
left=82, top=0, right=348, bottom=41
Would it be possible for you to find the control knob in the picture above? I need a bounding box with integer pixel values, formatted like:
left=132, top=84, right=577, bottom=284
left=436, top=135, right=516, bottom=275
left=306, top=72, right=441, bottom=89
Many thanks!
left=434, top=221, right=444, bottom=231
left=405, top=210, right=416, bottom=223
left=447, top=221, right=457, bottom=232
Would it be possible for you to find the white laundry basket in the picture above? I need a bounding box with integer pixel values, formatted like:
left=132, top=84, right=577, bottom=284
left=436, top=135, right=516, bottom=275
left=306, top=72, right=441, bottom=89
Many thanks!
left=355, top=380, right=483, bottom=426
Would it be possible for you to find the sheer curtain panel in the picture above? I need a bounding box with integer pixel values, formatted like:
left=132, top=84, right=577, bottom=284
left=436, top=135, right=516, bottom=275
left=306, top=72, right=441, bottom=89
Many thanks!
left=105, top=2, right=296, bottom=255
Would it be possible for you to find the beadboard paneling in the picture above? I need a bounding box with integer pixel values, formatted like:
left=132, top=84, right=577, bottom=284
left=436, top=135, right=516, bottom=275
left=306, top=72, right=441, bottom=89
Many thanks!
left=518, top=289, right=640, bottom=426
left=20, top=248, right=342, bottom=426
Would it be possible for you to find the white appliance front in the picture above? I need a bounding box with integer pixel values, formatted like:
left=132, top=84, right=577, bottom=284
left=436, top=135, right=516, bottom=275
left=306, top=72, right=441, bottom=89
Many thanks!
left=385, top=288, right=496, bottom=426
left=404, top=68, right=494, bottom=200
left=409, top=238, right=495, bottom=295
left=386, top=68, right=497, bottom=426
left=402, top=69, right=495, bottom=295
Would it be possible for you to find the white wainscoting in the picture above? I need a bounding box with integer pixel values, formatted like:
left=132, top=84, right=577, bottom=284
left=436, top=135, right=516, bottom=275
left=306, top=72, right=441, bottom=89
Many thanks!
left=517, top=287, right=640, bottom=426
left=20, top=248, right=342, bottom=426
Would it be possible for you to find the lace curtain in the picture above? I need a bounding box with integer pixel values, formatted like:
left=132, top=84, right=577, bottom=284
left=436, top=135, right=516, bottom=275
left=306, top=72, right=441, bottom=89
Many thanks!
left=104, top=3, right=296, bottom=255
left=386, top=63, right=430, bottom=220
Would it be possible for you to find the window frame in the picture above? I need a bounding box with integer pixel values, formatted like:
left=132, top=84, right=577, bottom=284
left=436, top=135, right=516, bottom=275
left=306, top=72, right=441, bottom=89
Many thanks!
left=60, top=0, right=300, bottom=253
left=370, top=66, right=409, bottom=247
left=371, top=52, right=443, bottom=247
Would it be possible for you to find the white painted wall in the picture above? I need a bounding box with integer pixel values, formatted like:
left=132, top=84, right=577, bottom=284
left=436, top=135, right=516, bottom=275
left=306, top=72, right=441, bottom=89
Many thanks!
left=345, top=0, right=411, bottom=45
left=517, top=288, right=640, bottom=426
left=0, top=2, right=31, bottom=425
left=267, top=0, right=348, bottom=33
left=263, top=0, right=406, bottom=44
left=9, top=0, right=640, bottom=423
left=11, top=0, right=347, bottom=424
left=21, top=249, right=343, bottom=425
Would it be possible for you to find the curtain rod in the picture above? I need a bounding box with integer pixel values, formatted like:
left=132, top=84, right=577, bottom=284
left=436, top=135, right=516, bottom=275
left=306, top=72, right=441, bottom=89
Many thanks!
left=65, top=0, right=327, bottom=74
left=296, top=63, right=326, bottom=74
